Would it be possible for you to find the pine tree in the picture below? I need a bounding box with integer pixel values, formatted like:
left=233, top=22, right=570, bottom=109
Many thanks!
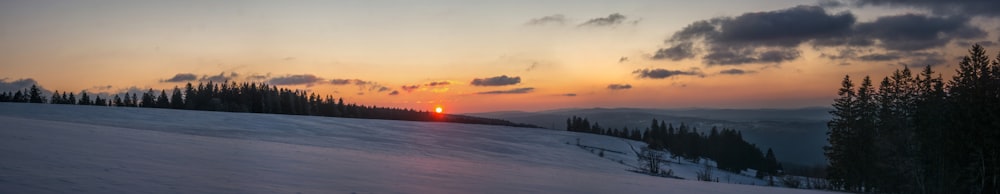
left=155, top=89, right=169, bottom=108
left=826, top=75, right=858, bottom=191
left=113, top=95, right=123, bottom=107
left=948, top=44, right=1000, bottom=193
left=79, top=91, right=92, bottom=105
left=28, top=85, right=44, bottom=103
left=170, top=86, right=184, bottom=109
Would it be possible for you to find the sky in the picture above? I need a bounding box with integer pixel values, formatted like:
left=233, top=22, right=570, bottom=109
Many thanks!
left=1, top=0, right=998, bottom=113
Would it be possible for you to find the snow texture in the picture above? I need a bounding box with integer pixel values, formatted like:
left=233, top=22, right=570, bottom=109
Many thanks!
left=0, top=103, right=835, bottom=193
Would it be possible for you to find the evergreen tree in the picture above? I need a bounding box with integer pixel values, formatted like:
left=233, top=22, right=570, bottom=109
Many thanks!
left=68, top=92, right=76, bottom=104
left=28, top=85, right=44, bottom=103
left=50, top=90, right=62, bottom=104
left=170, top=86, right=184, bottom=109
left=79, top=91, right=92, bottom=105
left=153, top=90, right=168, bottom=108
left=113, top=94, right=123, bottom=107
left=12, top=90, right=25, bottom=102
left=826, top=75, right=859, bottom=191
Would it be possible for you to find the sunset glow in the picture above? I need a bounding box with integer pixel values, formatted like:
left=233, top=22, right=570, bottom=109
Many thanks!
left=1, top=1, right=996, bottom=113
left=435, top=107, right=443, bottom=114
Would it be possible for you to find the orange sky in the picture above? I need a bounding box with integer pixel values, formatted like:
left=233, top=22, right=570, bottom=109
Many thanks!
left=1, top=0, right=997, bottom=113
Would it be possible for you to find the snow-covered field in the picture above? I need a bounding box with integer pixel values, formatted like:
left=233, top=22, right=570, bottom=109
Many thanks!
left=0, top=103, right=834, bottom=193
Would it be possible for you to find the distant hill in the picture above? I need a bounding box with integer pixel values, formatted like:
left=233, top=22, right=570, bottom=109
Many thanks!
left=468, top=107, right=832, bottom=166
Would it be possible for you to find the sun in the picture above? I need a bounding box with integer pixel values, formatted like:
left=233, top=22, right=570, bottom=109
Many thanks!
left=435, top=106, right=443, bottom=114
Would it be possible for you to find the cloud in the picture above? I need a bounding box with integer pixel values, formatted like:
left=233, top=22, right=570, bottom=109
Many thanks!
left=852, top=14, right=985, bottom=51
left=704, top=48, right=801, bottom=65
left=246, top=73, right=270, bottom=81
left=477, top=87, right=535, bottom=95
left=161, top=73, right=198, bottom=83
left=607, top=84, right=632, bottom=90
left=852, top=0, right=1000, bottom=17
left=652, top=42, right=696, bottom=60
left=719, top=68, right=757, bottom=75
left=655, top=5, right=987, bottom=65
left=579, top=13, right=627, bottom=27
left=561, top=93, right=577, bottom=97
left=401, top=85, right=420, bottom=93
left=956, top=40, right=997, bottom=47
left=656, top=6, right=854, bottom=65
left=267, top=74, right=324, bottom=85
left=0, top=78, right=49, bottom=94
left=526, top=14, right=568, bottom=26
left=470, top=75, right=521, bottom=86
left=900, top=54, right=947, bottom=67
left=818, top=0, right=845, bottom=8
left=329, top=78, right=390, bottom=93
left=200, top=72, right=238, bottom=83
left=425, top=81, right=451, bottom=87
left=618, top=57, right=629, bottom=63
left=633, top=68, right=702, bottom=79
left=388, top=90, right=400, bottom=96
left=330, top=79, right=366, bottom=85
left=858, top=53, right=902, bottom=61
left=91, top=85, right=113, bottom=90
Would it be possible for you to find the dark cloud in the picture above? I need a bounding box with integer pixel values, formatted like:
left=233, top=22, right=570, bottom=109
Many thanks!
left=852, top=0, right=1000, bottom=17
left=853, top=14, right=985, bottom=51
left=161, top=73, right=198, bottom=83
left=401, top=85, right=420, bottom=93
left=330, top=79, right=367, bottom=85
left=526, top=14, right=567, bottom=26
left=712, top=6, right=855, bottom=48
left=619, top=57, right=629, bottom=63
left=956, top=40, right=998, bottom=47
left=562, top=93, right=577, bottom=97
left=719, top=68, right=756, bottom=75
left=579, top=13, right=626, bottom=27
left=652, top=42, right=696, bottom=60
left=657, top=5, right=987, bottom=65
left=818, top=0, right=845, bottom=8
left=200, top=72, right=238, bottom=83
left=704, top=48, right=800, bottom=65
left=388, top=90, right=400, bottom=96
left=267, top=74, right=324, bottom=85
left=633, top=68, right=702, bottom=79
left=425, top=81, right=451, bottom=87
left=657, top=6, right=854, bottom=65
left=329, top=78, right=388, bottom=92
left=607, top=84, right=632, bottom=90
left=470, top=75, right=521, bottom=86
left=477, top=87, right=535, bottom=95
left=858, top=53, right=902, bottom=61
left=246, top=73, right=270, bottom=81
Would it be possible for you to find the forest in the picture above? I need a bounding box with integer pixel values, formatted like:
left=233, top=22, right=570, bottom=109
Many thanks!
left=565, top=116, right=782, bottom=178
left=0, top=81, right=538, bottom=128
left=826, top=44, right=1000, bottom=193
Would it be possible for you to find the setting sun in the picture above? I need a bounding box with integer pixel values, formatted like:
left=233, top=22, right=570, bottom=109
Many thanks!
left=435, top=107, right=443, bottom=113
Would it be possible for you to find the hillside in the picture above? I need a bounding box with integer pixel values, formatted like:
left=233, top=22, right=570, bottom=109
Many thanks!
left=468, top=108, right=831, bottom=166
left=0, top=103, right=833, bottom=193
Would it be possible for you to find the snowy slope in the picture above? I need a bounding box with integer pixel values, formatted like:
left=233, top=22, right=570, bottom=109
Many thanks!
left=0, top=103, right=834, bottom=193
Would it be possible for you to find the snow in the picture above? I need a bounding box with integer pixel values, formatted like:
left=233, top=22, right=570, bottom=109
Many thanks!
left=0, top=103, right=836, bottom=193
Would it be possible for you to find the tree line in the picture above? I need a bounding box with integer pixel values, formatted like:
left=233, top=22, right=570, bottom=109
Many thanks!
left=0, top=81, right=538, bottom=128
left=566, top=116, right=782, bottom=178
left=826, top=44, right=999, bottom=193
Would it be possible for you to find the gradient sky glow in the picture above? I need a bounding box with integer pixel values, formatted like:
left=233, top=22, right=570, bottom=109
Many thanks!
left=2, top=0, right=998, bottom=113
